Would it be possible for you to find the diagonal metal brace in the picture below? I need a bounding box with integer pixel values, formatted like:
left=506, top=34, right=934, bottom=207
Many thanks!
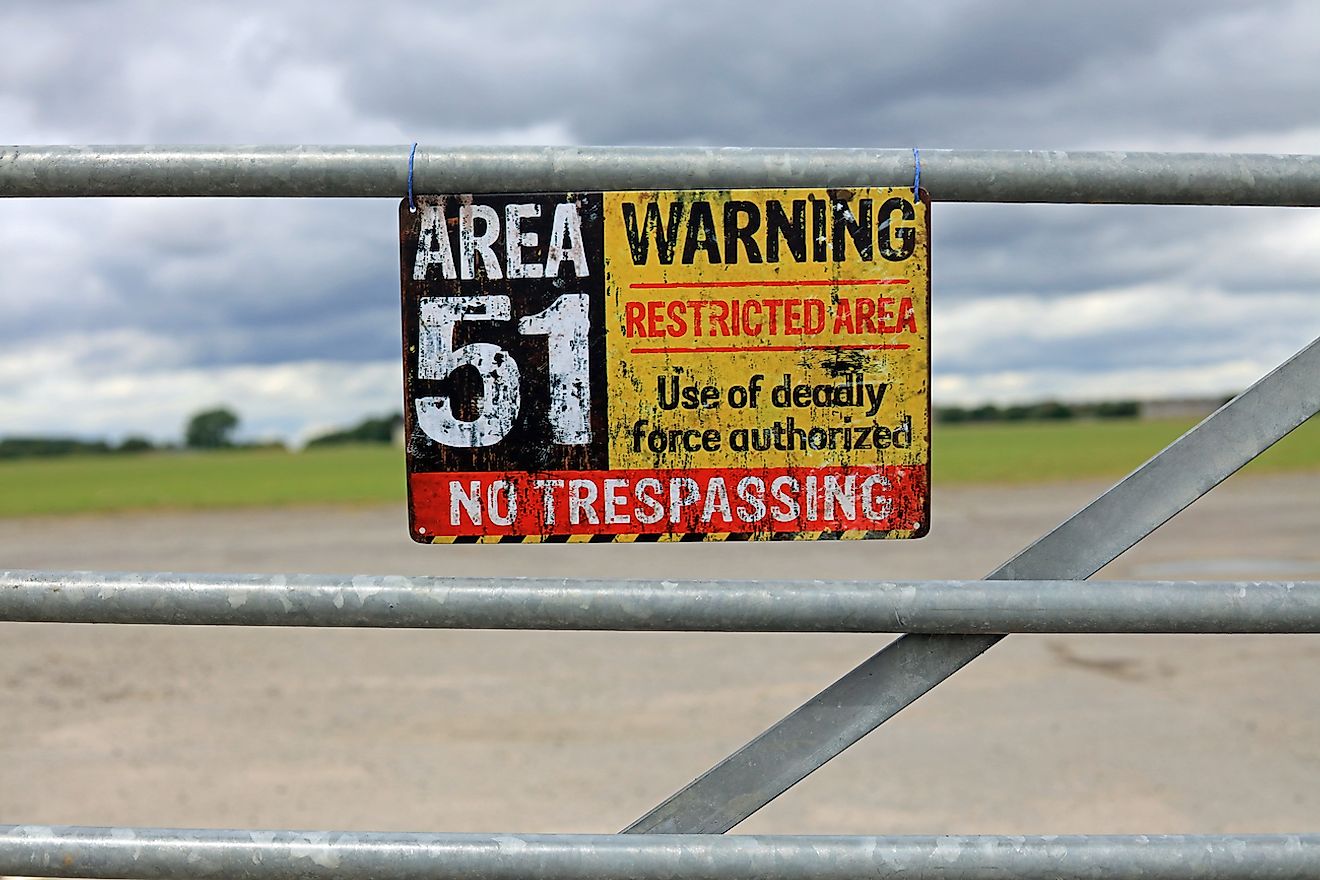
left=626, top=335, right=1320, bottom=834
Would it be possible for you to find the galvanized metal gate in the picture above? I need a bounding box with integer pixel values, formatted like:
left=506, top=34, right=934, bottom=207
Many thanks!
left=2, top=146, right=1320, bottom=879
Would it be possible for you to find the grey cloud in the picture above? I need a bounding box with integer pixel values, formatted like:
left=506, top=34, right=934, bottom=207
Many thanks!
left=0, top=200, right=400, bottom=368
left=324, top=0, right=1302, bottom=149
left=935, top=203, right=1320, bottom=300
left=7, top=1, right=1309, bottom=148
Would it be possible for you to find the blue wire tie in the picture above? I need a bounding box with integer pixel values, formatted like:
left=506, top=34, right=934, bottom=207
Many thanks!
left=407, top=142, right=418, bottom=212
left=912, top=147, right=921, bottom=198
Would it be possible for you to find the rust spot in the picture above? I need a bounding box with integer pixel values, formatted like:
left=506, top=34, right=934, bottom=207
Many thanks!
left=821, top=349, right=869, bottom=377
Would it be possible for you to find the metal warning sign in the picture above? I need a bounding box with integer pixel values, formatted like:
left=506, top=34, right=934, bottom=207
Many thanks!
left=400, top=187, right=930, bottom=543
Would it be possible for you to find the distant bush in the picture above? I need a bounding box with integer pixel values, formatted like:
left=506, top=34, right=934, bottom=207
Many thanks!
left=935, top=399, right=1138, bottom=424
left=1034, top=401, right=1075, bottom=420
left=1092, top=400, right=1140, bottom=419
left=117, top=435, right=155, bottom=453
left=0, top=437, right=112, bottom=459
left=306, top=412, right=404, bottom=448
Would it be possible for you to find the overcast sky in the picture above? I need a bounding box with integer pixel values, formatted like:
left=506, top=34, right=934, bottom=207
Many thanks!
left=2, top=1, right=1319, bottom=443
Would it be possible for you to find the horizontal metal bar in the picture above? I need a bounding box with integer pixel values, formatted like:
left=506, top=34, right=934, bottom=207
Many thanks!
left=5, top=146, right=1320, bottom=204
left=3, top=570, right=1320, bottom=633
left=1, top=827, right=1316, bottom=880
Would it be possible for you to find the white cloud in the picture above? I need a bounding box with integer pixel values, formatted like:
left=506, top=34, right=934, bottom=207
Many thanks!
left=0, top=331, right=403, bottom=444
left=933, top=286, right=1317, bottom=404
left=934, top=359, right=1273, bottom=406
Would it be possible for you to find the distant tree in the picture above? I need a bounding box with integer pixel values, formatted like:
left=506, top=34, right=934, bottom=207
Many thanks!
left=117, top=435, right=155, bottom=453
left=184, top=407, right=240, bottom=449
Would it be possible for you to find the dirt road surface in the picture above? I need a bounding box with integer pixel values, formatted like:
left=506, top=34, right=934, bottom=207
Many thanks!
left=2, top=471, right=1318, bottom=835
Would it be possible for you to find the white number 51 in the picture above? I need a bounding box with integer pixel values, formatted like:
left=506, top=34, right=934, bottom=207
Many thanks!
left=415, top=294, right=591, bottom=448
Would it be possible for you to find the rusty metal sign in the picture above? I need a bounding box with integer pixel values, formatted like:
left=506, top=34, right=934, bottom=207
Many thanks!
left=399, top=187, right=930, bottom=543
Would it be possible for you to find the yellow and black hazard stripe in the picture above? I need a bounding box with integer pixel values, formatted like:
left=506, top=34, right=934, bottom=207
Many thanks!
left=428, top=529, right=906, bottom=544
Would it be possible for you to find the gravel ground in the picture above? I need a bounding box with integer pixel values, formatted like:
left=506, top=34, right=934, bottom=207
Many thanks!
left=2, top=471, right=1318, bottom=835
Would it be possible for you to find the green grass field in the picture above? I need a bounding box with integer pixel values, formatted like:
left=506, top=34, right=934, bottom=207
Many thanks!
left=0, top=445, right=406, bottom=517
left=934, top=416, right=1320, bottom=484
left=0, top=417, right=1317, bottom=517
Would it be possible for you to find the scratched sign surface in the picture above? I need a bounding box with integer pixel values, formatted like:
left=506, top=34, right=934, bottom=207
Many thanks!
left=399, top=188, right=930, bottom=543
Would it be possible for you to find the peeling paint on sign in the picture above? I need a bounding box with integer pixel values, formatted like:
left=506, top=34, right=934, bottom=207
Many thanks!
left=400, top=188, right=930, bottom=543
